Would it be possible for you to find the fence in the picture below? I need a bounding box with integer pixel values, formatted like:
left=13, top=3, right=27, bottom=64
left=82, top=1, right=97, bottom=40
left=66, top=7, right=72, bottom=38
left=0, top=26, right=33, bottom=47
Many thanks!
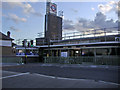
left=44, top=56, right=120, bottom=65
left=2, top=56, right=21, bottom=63
left=2, top=56, right=120, bottom=65
left=2, top=56, right=40, bottom=64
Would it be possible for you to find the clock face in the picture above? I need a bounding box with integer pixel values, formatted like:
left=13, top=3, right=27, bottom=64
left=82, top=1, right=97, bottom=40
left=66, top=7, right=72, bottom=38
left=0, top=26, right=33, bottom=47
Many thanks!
left=51, top=5, right=56, bottom=12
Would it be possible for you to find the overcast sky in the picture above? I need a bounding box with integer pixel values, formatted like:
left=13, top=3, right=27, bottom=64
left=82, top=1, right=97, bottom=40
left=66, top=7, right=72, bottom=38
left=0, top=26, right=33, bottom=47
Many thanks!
left=1, top=0, right=119, bottom=42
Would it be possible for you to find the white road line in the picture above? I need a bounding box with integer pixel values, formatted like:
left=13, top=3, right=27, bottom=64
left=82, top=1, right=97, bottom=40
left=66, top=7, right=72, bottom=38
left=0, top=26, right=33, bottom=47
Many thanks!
left=32, top=73, right=120, bottom=86
left=57, top=77, right=92, bottom=81
left=2, top=70, right=20, bottom=74
left=2, top=71, right=119, bottom=86
left=58, top=77, right=120, bottom=86
left=0, top=72, right=30, bottom=79
left=33, top=73, right=56, bottom=79
left=98, top=80, right=120, bottom=86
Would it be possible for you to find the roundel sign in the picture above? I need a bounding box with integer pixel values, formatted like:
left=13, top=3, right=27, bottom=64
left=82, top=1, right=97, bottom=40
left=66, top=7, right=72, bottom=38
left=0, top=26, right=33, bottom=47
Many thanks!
left=51, top=4, right=56, bottom=12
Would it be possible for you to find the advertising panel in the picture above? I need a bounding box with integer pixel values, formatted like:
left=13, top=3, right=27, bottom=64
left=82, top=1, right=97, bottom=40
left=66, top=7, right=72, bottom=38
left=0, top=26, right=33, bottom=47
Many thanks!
left=61, top=52, right=68, bottom=57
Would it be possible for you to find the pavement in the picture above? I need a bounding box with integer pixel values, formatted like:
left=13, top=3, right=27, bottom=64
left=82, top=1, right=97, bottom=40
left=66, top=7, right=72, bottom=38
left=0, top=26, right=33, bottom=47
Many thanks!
left=1, top=63, right=120, bottom=88
left=0, top=63, right=24, bottom=67
left=1, top=63, right=120, bottom=70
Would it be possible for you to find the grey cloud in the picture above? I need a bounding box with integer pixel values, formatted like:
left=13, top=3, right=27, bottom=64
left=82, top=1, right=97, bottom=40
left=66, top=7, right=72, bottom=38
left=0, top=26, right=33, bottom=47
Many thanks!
left=94, top=12, right=106, bottom=24
left=98, top=1, right=118, bottom=14
left=94, top=12, right=106, bottom=28
left=9, top=26, right=21, bottom=32
left=78, top=18, right=94, bottom=28
left=23, top=3, right=43, bottom=17
left=71, top=8, right=78, bottom=13
left=2, top=2, right=22, bottom=9
left=94, top=12, right=118, bottom=28
left=63, top=19, right=75, bottom=30
left=63, top=24, right=75, bottom=30
left=64, top=19, right=73, bottom=24
left=4, top=13, right=27, bottom=23
left=32, top=12, right=42, bottom=17
left=3, top=2, right=43, bottom=17
left=63, top=12, right=118, bottom=32
left=118, top=1, right=120, bottom=22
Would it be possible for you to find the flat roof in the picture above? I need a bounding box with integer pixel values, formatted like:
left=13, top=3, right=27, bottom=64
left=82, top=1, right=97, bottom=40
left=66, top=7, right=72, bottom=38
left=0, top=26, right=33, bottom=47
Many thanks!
left=36, top=41, right=120, bottom=48
left=51, top=34, right=120, bottom=43
left=44, top=46, right=119, bottom=50
left=16, top=47, right=38, bottom=50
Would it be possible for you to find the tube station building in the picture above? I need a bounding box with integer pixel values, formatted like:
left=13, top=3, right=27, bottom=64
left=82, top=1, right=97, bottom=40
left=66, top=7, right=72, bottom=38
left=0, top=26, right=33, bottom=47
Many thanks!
left=34, top=1, right=120, bottom=65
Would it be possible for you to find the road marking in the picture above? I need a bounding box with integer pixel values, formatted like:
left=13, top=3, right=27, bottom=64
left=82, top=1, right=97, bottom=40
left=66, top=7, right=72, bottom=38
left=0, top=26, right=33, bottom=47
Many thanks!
left=33, top=73, right=56, bottom=79
left=32, top=73, right=120, bottom=86
left=58, top=77, right=120, bottom=86
left=98, top=80, right=120, bottom=86
left=2, top=71, right=120, bottom=86
left=2, top=70, right=20, bottom=74
left=57, top=77, right=88, bottom=81
left=0, top=72, right=30, bottom=79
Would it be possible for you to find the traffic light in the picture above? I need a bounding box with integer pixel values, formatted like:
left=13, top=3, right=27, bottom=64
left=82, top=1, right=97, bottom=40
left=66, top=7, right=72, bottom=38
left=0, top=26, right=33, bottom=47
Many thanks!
left=22, top=41, right=25, bottom=47
left=27, top=42, right=30, bottom=47
left=30, top=40, right=33, bottom=47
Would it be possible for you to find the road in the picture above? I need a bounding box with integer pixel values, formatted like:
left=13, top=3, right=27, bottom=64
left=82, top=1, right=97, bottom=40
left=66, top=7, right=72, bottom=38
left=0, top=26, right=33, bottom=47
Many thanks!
left=1, top=63, right=120, bottom=88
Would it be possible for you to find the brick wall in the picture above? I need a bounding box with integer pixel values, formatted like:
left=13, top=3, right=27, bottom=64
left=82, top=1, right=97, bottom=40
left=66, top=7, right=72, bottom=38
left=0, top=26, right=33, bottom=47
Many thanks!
left=1, top=46, right=16, bottom=56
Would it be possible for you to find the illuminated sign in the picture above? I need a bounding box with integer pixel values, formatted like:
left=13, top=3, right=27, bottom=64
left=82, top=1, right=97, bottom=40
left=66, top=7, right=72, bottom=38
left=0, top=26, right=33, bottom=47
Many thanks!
left=61, top=52, right=68, bottom=57
left=51, top=4, right=56, bottom=12
left=50, top=2, right=57, bottom=15
left=46, top=2, right=57, bottom=15
left=50, top=3, right=57, bottom=15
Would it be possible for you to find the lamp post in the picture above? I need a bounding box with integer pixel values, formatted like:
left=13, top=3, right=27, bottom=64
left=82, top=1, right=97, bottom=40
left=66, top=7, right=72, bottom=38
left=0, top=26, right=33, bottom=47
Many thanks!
left=104, top=28, right=106, bottom=42
left=24, top=39, right=27, bottom=64
left=47, top=38, right=50, bottom=57
left=24, top=45, right=27, bottom=64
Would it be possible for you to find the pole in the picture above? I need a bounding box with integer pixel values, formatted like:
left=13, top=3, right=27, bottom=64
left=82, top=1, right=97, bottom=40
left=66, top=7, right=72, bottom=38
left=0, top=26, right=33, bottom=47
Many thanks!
left=48, top=38, right=50, bottom=57
left=94, top=48, right=96, bottom=65
left=24, top=39, right=27, bottom=64
left=24, top=46, right=27, bottom=64
left=104, top=28, right=106, bottom=41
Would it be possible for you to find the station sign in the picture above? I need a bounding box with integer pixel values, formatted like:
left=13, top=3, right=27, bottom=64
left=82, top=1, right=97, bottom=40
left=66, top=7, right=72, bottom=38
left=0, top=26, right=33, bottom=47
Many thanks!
left=50, top=3, right=57, bottom=15
left=46, top=2, right=57, bottom=15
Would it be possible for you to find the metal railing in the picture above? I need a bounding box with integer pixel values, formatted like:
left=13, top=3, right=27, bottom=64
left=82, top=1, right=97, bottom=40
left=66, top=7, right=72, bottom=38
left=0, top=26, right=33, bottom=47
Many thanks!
left=2, top=56, right=21, bottom=63
left=2, top=56, right=40, bottom=64
left=62, top=27, right=119, bottom=40
left=44, top=56, right=120, bottom=65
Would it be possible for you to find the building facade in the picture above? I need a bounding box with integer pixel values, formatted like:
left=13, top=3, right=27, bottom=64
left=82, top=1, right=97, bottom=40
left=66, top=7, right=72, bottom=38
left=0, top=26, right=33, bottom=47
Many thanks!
left=37, top=34, right=120, bottom=65
left=0, top=31, right=15, bottom=56
left=36, top=1, right=62, bottom=46
left=45, top=1, right=62, bottom=43
left=45, top=14, right=62, bottom=41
